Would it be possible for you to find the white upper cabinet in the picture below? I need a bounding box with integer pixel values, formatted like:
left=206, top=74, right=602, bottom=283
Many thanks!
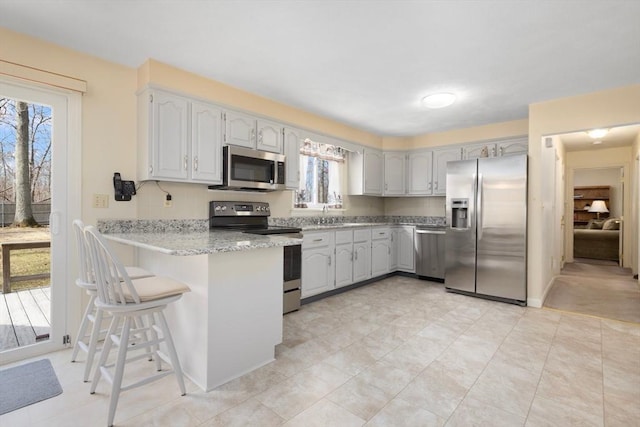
left=224, top=110, right=256, bottom=149
left=149, top=90, right=189, bottom=180
left=432, top=147, right=462, bottom=195
left=364, top=149, right=384, bottom=195
left=497, top=137, right=528, bottom=156
left=138, top=88, right=223, bottom=184
left=463, top=142, right=496, bottom=159
left=383, top=152, right=406, bottom=195
left=348, top=149, right=383, bottom=196
left=256, top=119, right=283, bottom=153
left=283, top=127, right=302, bottom=190
left=407, top=151, right=433, bottom=196
left=191, top=100, right=223, bottom=184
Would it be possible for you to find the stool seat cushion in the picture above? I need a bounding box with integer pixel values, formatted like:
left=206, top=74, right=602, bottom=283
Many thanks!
left=124, top=266, right=155, bottom=280
left=125, top=276, right=190, bottom=302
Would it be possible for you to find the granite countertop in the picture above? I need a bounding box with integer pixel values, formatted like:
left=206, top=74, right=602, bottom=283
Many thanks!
left=103, top=230, right=302, bottom=256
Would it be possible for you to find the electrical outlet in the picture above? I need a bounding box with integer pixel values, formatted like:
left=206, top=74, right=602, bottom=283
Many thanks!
left=93, top=194, right=109, bottom=208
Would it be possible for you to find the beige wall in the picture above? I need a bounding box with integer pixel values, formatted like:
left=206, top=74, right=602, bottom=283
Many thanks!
left=528, top=84, right=640, bottom=306
left=1, top=27, right=139, bottom=227
left=409, top=119, right=528, bottom=149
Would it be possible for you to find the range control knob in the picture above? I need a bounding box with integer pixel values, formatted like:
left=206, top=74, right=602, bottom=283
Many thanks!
left=215, top=206, right=221, bottom=211
left=221, top=206, right=227, bottom=211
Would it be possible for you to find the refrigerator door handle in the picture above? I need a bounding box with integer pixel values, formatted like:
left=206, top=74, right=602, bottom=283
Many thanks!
left=477, top=173, right=483, bottom=241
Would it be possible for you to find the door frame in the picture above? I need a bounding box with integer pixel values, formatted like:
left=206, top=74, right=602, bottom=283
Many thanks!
left=0, top=76, right=81, bottom=364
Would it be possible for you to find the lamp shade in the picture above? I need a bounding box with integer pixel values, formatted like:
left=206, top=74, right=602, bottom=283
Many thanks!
left=588, top=200, right=609, bottom=213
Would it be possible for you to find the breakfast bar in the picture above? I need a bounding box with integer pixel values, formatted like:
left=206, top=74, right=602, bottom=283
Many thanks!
left=102, top=225, right=302, bottom=392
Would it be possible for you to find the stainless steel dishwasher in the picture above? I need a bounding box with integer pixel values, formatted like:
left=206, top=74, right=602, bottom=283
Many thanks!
left=416, top=226, right=446, bottom=282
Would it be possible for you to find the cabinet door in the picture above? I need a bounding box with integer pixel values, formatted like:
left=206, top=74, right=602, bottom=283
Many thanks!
left=397, top=226, right=415, bottom=272
left=389, top=228, right=399, bottom=271
left=407, top=151, right=433, bottom=195
left=463, top=143, right=496, bottom=159
left=283, top=127, right=301, bottom=190
left=433, top=147, right=462, bottom=195
left=151, top=91, right=189, bottom=180
left=335, top=243, right=353, bottom=288
left=301, top=247, right=334, bottom=298
left=384, top=152, right=406, bottom=195
left=352, top=241, right=372, bottom=282
left=371, top=239, right=391, bottom=277
left=364, top=149, right=384, bottom=195
left=497, top=138, right=528, bottom=156
left=191, top=101, right=223, bottom=184
left=225, top=110, right=256, bottom=149
left=256, top=119, right=283, bottom=153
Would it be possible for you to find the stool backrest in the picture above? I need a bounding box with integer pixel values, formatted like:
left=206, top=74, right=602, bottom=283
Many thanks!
left=84, top=226, right=141, bottom=305
left=73, top=219, right=93, bottom=284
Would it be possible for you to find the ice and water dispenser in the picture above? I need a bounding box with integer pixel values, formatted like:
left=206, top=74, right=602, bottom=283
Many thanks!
left=451, top=199, right=469, bottom=229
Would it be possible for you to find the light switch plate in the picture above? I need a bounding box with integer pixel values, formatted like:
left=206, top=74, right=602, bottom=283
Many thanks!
left=93, top=194, right=109, bottom=208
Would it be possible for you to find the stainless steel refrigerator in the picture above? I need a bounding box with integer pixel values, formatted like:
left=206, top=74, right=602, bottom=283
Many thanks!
left=445, top=155, right=527, bottom=305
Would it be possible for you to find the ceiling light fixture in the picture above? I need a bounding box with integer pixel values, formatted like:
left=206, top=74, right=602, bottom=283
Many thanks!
left=422, top=93, right=456, bottom=109
left=592, top=140, right=602, bottom=145
left=587, top=128, right=608, bottom=139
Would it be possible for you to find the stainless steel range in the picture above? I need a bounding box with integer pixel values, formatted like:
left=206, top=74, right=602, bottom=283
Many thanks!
left=209, top=201, right=302, bottom=314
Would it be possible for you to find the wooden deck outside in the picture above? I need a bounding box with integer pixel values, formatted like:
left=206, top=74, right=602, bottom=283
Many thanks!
left=0, top=286, right=50, bottom=351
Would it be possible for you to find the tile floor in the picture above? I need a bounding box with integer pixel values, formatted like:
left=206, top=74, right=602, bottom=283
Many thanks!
left=1, top=276, right=639, bottom=426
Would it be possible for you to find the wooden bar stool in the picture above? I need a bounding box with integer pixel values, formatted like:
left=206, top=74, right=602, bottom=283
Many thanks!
left=71, top=219, right=155, bottom=382
left=83, top=225, right=189, bottom=427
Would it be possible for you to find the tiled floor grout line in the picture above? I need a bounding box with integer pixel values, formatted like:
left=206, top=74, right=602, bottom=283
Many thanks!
left=521, top=311, right=562, bottom=426
left=599, top=319, right=606, bottom=427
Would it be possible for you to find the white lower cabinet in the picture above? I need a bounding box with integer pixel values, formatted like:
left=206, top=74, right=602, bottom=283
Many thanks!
left=371, top=228, right=391, bottom=277
left=352, top=229, right=372, bottom=283
left=335, top=230, right=354, bottom=288
left=396, top=226, right=415, bottom=273
left=301, top=232, right=335, bottom=298
left=302, top=225, right=411, bottom=299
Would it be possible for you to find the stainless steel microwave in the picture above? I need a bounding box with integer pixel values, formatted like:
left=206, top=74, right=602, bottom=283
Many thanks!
left=209, top=146, right=286, bottom=191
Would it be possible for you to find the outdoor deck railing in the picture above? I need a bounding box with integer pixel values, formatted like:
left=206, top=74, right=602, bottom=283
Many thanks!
left=1, top=240, right=51, bottom=293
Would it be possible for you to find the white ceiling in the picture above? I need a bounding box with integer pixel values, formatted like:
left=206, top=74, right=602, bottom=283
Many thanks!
left=1, top=1, right=639, bottom=137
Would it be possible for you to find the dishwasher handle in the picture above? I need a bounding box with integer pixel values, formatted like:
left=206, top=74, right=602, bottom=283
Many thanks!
left=416, top=229, right=445, bottom=235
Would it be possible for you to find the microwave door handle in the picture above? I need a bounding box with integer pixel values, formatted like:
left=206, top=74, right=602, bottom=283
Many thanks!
left=270, top=162, right=275, bottom=184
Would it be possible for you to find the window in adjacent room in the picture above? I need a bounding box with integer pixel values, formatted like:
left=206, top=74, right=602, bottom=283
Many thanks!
left=294, top=139, right=345, bottom=209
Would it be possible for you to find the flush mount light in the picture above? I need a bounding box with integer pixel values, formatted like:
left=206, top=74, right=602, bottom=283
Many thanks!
left=592, top=140, right=603, bottom=145
left=587, top=128, right=608, bottom=139
left=422, top=93, right=456, bottom=109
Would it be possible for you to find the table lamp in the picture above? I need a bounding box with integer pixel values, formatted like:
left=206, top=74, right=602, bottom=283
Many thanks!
left=588, top=200, right=609, bottom=219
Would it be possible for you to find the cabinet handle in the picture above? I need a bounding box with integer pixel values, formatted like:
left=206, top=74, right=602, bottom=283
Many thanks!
left=184, top=156, right=188, bottom=171
left=251, top=128, right=256, bottom=143
left=313, top=238, right=323, bottom=242
left=193, top=156, right=198, bottom=171
left=500, top=147, right=504, bottom=156
left=385, top=183, right=388, bottom=190
left=350, top=252, right=353, bottom=261
left=434, top=181, right=438, bottom=190
left=328, top=256, right=331, bottom=266
left=259, top=130, right=263, bottom=143
left=354, top=251, right=358, bottom=261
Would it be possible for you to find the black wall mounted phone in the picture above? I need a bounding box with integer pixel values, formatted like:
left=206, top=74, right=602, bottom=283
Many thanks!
left=113, top=172, right=136, bottom=201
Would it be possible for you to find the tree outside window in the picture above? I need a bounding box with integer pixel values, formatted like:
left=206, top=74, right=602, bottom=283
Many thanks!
left=294, top=139, right=344, bottom=209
